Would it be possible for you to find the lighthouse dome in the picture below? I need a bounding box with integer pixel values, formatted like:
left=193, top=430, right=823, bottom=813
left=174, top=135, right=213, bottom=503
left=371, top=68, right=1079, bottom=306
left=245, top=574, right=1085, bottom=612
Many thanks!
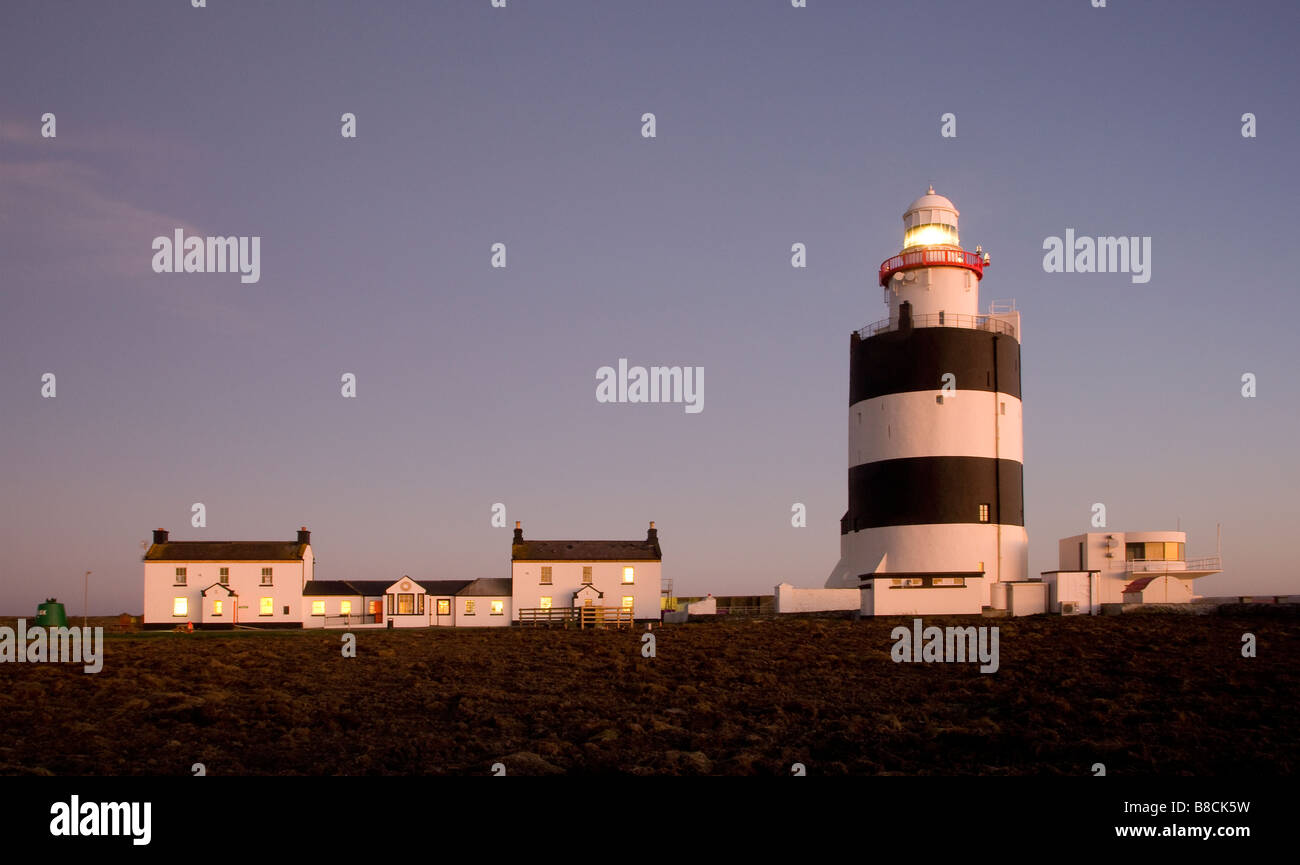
left=902, top=186, right=960, bottom=248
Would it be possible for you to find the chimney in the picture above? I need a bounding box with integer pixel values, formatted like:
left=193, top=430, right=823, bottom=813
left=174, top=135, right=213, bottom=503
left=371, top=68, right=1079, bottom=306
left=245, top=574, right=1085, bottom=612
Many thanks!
left=297, top=526, right=311, bottom=545
left=513, top=520, right=524, bottom=544
left=647, top=520, right=658, bottom=543
left=152, top=528, right=169, bottom=545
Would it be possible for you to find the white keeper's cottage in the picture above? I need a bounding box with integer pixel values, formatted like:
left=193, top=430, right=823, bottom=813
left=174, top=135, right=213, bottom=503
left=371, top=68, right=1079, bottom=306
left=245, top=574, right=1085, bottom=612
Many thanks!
left=510, top=520, right=663, bottom=623
left=142, top=527, right=315, bottom=628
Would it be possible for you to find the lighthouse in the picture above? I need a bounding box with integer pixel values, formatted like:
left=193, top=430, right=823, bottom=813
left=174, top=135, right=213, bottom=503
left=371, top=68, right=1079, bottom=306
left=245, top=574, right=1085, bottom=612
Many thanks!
left=825, top=189, right=1028, bottom=615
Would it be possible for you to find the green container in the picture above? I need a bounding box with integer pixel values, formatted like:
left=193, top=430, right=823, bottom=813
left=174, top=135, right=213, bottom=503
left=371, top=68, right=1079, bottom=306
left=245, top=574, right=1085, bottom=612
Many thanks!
left=35, top=601, right=68, bottom=628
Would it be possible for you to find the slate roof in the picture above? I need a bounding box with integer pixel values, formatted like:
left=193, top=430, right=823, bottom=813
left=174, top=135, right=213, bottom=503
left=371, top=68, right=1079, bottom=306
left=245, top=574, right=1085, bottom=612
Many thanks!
left=458, top=578, right=513, bottom=596
left=303, top=580, right=395, bottom=597
left=146, top=541, right=307, bottom=562
left=302, top=579, right=479, bottom=597
left=512, top=540, right=661, bottom=562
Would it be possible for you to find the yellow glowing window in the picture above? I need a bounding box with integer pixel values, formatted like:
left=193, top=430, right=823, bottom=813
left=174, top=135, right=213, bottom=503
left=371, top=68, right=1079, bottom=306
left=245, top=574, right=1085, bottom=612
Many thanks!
left=212, top=599, right=223, bottom=616
left=437, top=599, right=450, bottom=615
left=260, top=597, right=273, bottom=616
left=539, top=597, right=552, bottom=609
left=622, top=596, right=634, bottom=609
left=397, top=593, right=414, bottom=615
left=340, top=600, right=352, bottom=615
left=540, top=566, right=552, bottom=585
left=623, top=567, right=634, bottom=584
left=465, top=600, right=476, bottom=615
left=903, top=223, right=959, bottom=249
left=173, top=597, right=188, bottom=616
left=311, top=600, right=325, bottom=616
left=978, top=503, right=990, bottom=523
left=491, top=600, right=504, bottom=616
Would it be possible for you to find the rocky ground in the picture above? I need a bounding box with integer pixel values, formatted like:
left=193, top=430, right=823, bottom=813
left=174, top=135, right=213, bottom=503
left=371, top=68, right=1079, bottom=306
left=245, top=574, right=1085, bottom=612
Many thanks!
left=0, top=614, right=1294, bottom=775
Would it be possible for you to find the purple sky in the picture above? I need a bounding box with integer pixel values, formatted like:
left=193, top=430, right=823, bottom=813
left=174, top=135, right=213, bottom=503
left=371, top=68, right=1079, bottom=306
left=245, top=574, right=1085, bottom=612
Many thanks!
left=2, top=0, right=1298, bottom=614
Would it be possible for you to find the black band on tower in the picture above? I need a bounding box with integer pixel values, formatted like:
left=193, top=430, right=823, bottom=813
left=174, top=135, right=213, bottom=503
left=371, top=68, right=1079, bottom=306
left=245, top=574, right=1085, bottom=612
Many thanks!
left=850, top=327, right=1021, bottom=404
left=841, top=456, right=1025, bottom=533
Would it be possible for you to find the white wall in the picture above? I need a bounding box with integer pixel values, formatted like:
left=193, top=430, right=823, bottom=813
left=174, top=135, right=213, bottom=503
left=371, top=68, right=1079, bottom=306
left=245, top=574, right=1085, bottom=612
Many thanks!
left=850, top=392, right=1023, bottom=465
left=1042, top=571, right=1098, bottom=614
left=887, top=264, right=979, bottom=320
left=511, top=560, right=661, bottom=621
left=774, top=583, right=858, bottom=614
left=828, top=524, right=1029, bottom=608
left=1007, top=581, right=1048, bottom=616
left=866, top=576, right=985, bottom=616
left=454, top=596, right=512, bottom=627
left=144, top=556, right=306, bottom=626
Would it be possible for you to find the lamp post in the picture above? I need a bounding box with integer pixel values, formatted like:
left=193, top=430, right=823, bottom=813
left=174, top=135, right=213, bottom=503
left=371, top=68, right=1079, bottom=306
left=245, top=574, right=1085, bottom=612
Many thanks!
left=83, top=570, right=92, bottom=630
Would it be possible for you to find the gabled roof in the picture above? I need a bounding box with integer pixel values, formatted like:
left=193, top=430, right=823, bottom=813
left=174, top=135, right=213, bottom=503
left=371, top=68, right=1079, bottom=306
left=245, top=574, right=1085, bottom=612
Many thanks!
left=146, top=541, right=307, bottom=562
left=200, top=583, right=238, bottom=597
left=512, top=540, right=661, bottom=562
left=303, top=580, right=396, bottom=597
left=458, top=578, right=512, bottom=597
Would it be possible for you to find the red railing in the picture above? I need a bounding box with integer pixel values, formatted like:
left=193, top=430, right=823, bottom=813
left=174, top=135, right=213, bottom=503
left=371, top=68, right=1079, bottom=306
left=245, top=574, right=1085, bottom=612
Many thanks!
left=879, top=248, right=985, bottom=286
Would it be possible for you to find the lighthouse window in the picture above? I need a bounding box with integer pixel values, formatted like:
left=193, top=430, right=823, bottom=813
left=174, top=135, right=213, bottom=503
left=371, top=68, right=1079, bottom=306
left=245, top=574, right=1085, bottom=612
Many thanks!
left=1000, top=402, right=1006, bottom=415
left=978, top=503, right=990, bottom=523
left=935, top=395, right=943, bottom=405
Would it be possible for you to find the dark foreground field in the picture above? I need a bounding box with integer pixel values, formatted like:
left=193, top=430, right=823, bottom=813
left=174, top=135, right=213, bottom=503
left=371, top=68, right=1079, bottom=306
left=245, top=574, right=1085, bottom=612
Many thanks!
left=1, top=614, right=1296, bottom=775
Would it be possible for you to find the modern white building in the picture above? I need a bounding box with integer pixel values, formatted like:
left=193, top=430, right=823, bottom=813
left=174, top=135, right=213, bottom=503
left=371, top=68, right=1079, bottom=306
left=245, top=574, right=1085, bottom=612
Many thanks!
left=510, top=521, right=663, bottom=623
left=1040, top=530, right=1223, bottom=613
left=825, top=189, right=1028, bottom=615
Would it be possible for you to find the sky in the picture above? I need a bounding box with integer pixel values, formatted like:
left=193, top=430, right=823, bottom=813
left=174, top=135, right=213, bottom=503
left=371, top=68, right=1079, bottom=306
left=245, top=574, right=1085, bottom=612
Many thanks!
left=1, top=0, right=1298, bottom=614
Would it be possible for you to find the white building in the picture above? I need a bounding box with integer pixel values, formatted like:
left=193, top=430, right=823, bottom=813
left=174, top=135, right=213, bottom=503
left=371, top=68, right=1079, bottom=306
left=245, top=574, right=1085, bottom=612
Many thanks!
left=1040, top=530, right=1223, bottom=613
left=510, top=521, right=663, bottom=622
left=825, top=189, right=1028, bottom=615
left=143, top=527, right=315, bottom=628
left=144, top=521, right=660, bottom=629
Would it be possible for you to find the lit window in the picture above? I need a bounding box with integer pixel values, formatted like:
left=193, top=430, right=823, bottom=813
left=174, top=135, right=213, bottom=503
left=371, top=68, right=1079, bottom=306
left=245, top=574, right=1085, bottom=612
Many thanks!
left=437, top=599, right=450, bottom=615
left=368, top=600, right=381, bottom=615
left=623, top=567, right=634, bottom=585
left=491, top=600, right=504, bottom=616
left=622, top=596, right=634, bottom=609
left=540, top=566, right=552, bottom=585
left=465, top=600, right=476, bottom=615
left=175, top=568, right=187, bottom=585
left=540, top=597, right=552, bottom=609
left=891, top=579, right=902, bottom=587
left=260, top=597, right=273, bottom=616
left=212, top=600, right=223, bottom=616
left=1165, top=542, right=1181, bottom=561
left=311, top=600, right=325, bottom=616
left=173, top=597, right=188, bottom=616
left=219, top=567, right=229, bottom=585
left=397, top=594, right=414, bottom=615
left=340, top=600, right=352, bottom=615
left=261, top=567, right=273, bottom=585
left=582, top=566, right=593, bottom=584
left=978, top=503, right=990, bottom=523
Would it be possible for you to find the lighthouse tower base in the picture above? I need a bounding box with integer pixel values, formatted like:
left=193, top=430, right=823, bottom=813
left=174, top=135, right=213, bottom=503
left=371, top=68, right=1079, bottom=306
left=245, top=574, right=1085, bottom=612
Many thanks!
left=825, top=524, right=1029, bottom=615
